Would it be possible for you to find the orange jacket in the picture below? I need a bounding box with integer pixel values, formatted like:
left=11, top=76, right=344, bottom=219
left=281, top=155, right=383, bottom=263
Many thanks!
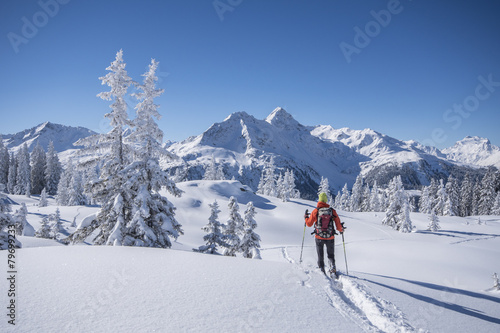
left=305, top=201, right=343, bottom=240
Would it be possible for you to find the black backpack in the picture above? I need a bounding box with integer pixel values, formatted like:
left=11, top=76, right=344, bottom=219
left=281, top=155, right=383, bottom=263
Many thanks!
left=313, top=207, right=337, bottom=238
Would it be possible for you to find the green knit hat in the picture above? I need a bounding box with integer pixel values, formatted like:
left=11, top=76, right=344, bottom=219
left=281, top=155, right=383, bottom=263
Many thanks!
left=319, top=192, right=328, bottom=203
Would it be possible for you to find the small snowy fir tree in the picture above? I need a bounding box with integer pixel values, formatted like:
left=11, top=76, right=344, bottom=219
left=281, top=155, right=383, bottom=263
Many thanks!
left=222, top=196, right=244, bottom=256
left=30, top=142, right=47, bottom=195
left=203, top=154, right=218, bottom=181
left=257, top=156, right=277, bottom=197
left=459, top=173, right=473, bottom=217
left=15, top=143, right=31, bottom=196
left=369, top=181, right=382, bottom=212
left=56, top=160, right=72, bottom=206
left=382, top=175, right=413, bottom=233
left=434, top=179, right=448, bottom=216
left=478, top=168, right=497, bottom=215
left=339, top=183, right=351, bottom=211
left=0, top=187, right=22, bottom=249
left=67, top=168, right=87, bottom=206
left=13, top=203, right=28, bottom=236
left=195, top=200, right=226, bottom=254
left=39, top=188, right=48, bottom=207
left=493, top=273, right=500, bottom=291
left=45, top=141, right=61, bottom=195
left=491, top=192, right=500, bottom=216
left=349, top=174, right=364, bottom=212
left=317, top=176, right=331, bottom=202
left=35, top=216, right=52, bottom=239
left=427, top=210, right=441, bottom=232
left=0, top=138, right=10, bottom=188
left=7, top=152, right=17, bottom=194
left=240, top=201, right=261, bottom=259
left=477, top=217, right=482, bottom=225
left=50, top=208, right=62, bottom=239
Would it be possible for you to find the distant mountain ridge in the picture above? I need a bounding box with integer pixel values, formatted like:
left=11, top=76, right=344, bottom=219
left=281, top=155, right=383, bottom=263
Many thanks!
left=1, top=121, right=96, bottom=153
left=3, top=111, right=499, bottom=199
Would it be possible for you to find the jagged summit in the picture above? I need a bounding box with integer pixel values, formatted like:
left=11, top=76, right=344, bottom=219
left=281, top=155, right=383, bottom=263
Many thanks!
left=265, top=107, right=300, bottom=130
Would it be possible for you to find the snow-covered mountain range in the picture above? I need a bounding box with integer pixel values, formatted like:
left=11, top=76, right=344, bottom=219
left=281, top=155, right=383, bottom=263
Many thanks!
left=1, top=121, right=96, bottom=153
left=167, top=107, right=498, bottom=198
left=2, top=109, right=499, bottom=198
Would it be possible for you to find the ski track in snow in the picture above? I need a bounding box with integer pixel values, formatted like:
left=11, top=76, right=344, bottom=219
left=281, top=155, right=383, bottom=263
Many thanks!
left=278, top=246, right=422, bottom=333
left=450, top=234, right=500, bottom=245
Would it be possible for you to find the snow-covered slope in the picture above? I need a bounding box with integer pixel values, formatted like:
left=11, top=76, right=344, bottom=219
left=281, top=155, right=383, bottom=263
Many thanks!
left=1, top=121, right=96, bottom=153
left=2, top=180, right=500, bottom=332
left=443, top=136, right=500, bottom=169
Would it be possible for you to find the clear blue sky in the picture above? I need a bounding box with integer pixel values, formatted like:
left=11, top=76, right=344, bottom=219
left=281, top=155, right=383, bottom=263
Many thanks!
left=1, top=0, right=499, bottom=149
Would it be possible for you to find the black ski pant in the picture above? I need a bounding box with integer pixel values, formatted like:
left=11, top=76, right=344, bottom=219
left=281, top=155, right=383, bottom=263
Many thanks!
left=315, top=238, right=335, bottom=270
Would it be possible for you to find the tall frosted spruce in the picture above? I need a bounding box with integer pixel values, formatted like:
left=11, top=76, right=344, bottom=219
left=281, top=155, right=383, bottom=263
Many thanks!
left=67, top=50, right=133, bottom=245
left=114, top=58, right=183, bottom=247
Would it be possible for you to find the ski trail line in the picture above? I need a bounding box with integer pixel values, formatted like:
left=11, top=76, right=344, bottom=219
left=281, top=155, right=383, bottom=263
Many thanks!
left=279, top=246, right=423, bottom=333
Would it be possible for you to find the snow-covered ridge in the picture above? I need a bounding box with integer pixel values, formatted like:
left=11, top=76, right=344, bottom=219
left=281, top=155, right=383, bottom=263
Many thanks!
left=443, top=136, right=500, bottom=169
left=1, top=121, right=96, bottom=153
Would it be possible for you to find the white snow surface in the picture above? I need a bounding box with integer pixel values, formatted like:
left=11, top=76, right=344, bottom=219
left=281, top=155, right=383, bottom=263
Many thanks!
left=1, top=180, right=500, bottom=332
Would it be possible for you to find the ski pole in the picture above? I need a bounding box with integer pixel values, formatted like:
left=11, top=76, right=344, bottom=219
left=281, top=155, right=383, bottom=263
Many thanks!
left=341, top=232, right=349, bottom=276
left=299, top=210, right=308, bottom=263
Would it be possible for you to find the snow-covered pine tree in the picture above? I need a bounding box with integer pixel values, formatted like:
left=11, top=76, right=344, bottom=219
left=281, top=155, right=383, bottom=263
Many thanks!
left=195, top=200, right=226, bottom=254
left=445, top=175, right=459, bottom=216
left=350, top=174, right=364, bottom=212
left=0, top=187, right=21, bottom=249
left=7, top=153, right=16, bottom=194
left=434, top=179, right=448, bottom=216
left=276, top=173, right=287, bottom=202
left=56, top=161, right=72, bottom=206
left=492, top=192, right=500, bottom=215
left=50, top=208, right=62, bottom=239
left=382, top=175, right=413, bottom=232
left=67, top=168, right=87, bottom=206
left=418, top=185, right=431, bottom=214
left=478, top=167, right=497, bottom=215
left=240, top=201, right=261, bottom=259
left=13, top=203, right=28, bottom=236
left=45, top=141, right=61, bottom=196
left=340, top=183, right=351, bottom=211
left=317, top=176, right=331, bottom=201
left=35, top=216, right=51, bottom=239
left=459, top=173, right=473, bottom=217
left=30, top=142, right=46, bottom=195
left=0, top=138, right=9, bottom=188
left=203, top=155, right=218, bottom=181
left=114, top=58, right=183, bottom=248
left=222, top=196, right=244, bottom=256
left=369, top=181, right=382, bottom=212
left=216, top=164, right=226, bottom=181
left=15, top=143, right=31, bottom=196
left=427, top=210, right=441, bottom=232
left=39, top=188, right=48, bottom=207
left=285, top=169, right=300, bottom=199
left=257, top=156, right=277, bottom=197
left=493, top=273, right=499, bottom=291
left=361, top=184, right=371, bottom=212
left=471, top=182, right=481, bottom=216
left=67, top=50, right=133, bottom=245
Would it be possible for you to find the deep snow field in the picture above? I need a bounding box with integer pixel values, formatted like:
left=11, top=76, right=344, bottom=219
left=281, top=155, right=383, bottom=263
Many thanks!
left=1, top=180, right=500, bottom=332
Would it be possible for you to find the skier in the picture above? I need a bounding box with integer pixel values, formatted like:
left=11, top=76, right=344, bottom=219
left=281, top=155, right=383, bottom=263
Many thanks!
left=304, top=192, right=344, bottom=278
